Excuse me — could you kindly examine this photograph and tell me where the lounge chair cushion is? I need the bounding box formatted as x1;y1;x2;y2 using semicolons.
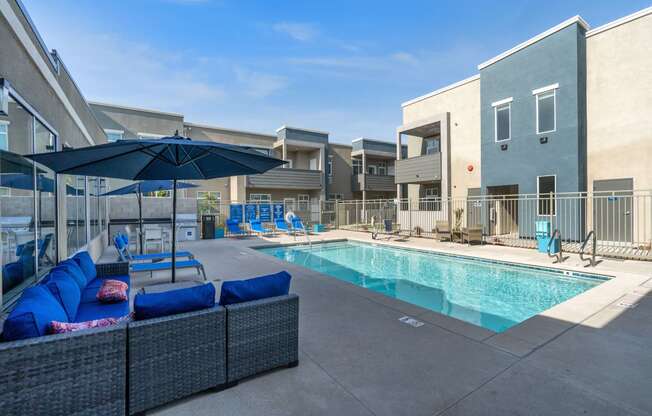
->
75;299;130;322
134;283;215;320
3;285;69;340
219;271;291;306
72;251;97;284
53;259;87;290
45;271;82;321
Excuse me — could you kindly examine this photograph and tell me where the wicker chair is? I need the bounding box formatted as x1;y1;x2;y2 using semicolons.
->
435;221;452;241
127;306;227;415
0;262;130;416
225;294;299;384
461;226;484;245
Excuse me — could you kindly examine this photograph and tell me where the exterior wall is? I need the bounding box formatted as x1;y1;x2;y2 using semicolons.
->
328;144;353;199
402;77;480;199
184;123;276;148
480;23;587;195
245;188;321;202
586;12;652;192
90;103;184;138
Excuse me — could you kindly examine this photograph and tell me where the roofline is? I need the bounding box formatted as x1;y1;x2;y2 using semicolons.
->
401;74;480;108
586;6;652;37
184;121;276;139
352;137;405;147
275;125;329;136
88;101;184;118
477;15;590;70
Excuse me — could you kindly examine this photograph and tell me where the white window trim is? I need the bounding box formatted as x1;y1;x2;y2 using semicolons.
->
535;89;557;134
532;83;559;95
494;103;511;142
537;174;557;217
249;193;271;202
298;194;310;201
491;97;513;107
137;132;165;139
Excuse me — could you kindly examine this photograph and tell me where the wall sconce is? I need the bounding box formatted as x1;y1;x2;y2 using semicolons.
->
539;137;548;144
0;79;9;116
500;144;508;151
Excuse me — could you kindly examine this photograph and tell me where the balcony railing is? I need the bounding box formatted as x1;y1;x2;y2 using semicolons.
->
395;153;441;184
247;167;322;189
351;174;396;192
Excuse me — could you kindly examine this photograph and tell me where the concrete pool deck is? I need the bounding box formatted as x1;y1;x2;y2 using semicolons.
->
108;230;652;415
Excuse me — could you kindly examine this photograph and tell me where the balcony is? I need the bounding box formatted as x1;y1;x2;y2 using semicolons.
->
351;174;396;192
395;153;441;184
246;167;322;190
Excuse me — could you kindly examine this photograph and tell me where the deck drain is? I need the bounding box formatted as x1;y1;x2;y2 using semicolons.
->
399;316;424;328
616;301;639;309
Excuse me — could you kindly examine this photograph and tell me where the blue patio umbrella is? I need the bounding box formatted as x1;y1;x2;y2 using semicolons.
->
0;173;83;195
27;133;286;282
99;180;198;254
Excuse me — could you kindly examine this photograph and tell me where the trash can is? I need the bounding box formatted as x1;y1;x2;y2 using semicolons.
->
201;215;216;239
535;220;551;253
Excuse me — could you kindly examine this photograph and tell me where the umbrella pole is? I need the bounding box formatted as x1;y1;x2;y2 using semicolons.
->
171;179;177;283
138;192;144;254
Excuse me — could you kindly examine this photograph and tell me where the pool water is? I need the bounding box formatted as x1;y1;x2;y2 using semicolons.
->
258;241;605;332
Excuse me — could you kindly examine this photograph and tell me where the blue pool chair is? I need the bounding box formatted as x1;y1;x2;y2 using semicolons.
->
291;217;307;234
114;234;193;262
250;219;273;235
274;218;290;234
130;258;207;280
226;219;247;237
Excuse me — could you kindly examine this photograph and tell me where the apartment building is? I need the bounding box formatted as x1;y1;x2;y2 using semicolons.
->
398;7;652;241
351;138;403;201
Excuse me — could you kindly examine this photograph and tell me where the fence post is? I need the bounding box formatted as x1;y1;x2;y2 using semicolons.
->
355;200;359;230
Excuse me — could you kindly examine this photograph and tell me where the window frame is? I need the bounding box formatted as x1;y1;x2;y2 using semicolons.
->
0;120;9;150
423;136;440;155
535;89;557;134
249;193;271;202
197;190;221;200
327;155;333;177
352;158;362;175
537;174;557;217
104;128;124;142
492;98;513;143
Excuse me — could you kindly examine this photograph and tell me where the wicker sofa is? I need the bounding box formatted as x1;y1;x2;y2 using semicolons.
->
1;260;300;416
0;262;130;416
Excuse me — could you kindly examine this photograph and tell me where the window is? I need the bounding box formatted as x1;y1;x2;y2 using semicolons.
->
328;193;343;200
298;194;310;210
197;191;221;200
367;165;377;175
494;100;511;142
309;158;318;171
0;121;8;150
137;132;165;140
249;193;271;202
143;190;170;198
327;156;333;177
535;89;556;134
352;159;362;175
377;161;387;176
65;175;86;254
104;129;123;142
424;136;440;154
537;175;556;216
251;147;271;156
420;183;441;211
283;198;295;211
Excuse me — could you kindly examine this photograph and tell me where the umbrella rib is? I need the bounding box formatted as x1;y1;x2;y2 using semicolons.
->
133;144;175;180
48;143;162;175
178;146;208;179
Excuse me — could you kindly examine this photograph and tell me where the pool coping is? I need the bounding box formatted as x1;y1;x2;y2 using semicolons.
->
254;236;649;357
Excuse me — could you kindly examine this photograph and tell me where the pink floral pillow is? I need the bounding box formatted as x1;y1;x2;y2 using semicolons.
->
97;279;128;303
48;314;133;334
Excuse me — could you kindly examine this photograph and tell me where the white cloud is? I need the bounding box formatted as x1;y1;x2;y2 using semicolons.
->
272;22;318;42
391;51;418;66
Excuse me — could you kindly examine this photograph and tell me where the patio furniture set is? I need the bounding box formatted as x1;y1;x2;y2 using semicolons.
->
0;250;299;416
226;214;309;237
434;221;484;245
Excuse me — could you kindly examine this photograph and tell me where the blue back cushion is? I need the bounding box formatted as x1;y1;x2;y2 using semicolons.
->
134;283;216;320
45;271;81;321
3;285;68;340
53;259;87;290
72;251;96;284
219;271;291;306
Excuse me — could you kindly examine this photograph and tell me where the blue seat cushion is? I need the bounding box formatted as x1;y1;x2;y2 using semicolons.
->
75;299;130;322
134;283;215;320
86;274;130;289
44;271;82;321
53;259;87;290
219;271;291;306
72;251;97;284
3;285;68;340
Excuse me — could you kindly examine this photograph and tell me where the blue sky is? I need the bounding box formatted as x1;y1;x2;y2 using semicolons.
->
23;0;650;144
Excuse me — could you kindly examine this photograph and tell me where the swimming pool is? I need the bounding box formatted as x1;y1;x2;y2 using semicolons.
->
258;241;606;332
